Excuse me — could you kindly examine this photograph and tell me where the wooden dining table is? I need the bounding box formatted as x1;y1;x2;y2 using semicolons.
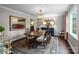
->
25;31;43;48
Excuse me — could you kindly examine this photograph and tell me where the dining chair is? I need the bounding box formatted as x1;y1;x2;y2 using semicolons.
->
26;34;36;48
36;30;51;48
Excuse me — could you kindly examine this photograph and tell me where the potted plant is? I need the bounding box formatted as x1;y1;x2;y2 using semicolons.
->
0;25;5;32
0;25;5;37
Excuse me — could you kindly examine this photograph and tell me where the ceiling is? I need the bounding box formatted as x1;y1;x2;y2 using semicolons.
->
0;4;71;17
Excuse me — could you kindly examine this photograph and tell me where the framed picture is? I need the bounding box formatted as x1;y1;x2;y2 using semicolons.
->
9;16;26;31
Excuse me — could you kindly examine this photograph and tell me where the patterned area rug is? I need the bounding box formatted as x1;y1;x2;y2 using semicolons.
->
12;36;57;54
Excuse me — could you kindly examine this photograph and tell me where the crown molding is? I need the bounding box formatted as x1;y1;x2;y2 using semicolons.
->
0;5;33;17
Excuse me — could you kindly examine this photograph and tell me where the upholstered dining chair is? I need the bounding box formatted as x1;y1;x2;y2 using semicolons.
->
25;34;35;48
36;30;51;48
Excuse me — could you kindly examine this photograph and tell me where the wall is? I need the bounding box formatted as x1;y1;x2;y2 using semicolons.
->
77;5;79;53
54;16;64;34
66;5;78;53
68;33;78;53
0;5;34;41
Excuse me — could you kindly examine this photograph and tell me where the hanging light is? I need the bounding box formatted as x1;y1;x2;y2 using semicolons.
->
50;20;55;26
43;21;46;25
37;9;44;19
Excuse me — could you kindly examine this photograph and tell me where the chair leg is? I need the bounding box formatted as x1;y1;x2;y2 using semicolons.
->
44;44;46;49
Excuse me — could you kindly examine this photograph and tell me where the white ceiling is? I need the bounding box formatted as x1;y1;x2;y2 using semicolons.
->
1;4;71;17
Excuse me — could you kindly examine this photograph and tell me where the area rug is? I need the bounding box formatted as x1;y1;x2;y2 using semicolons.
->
12;36;57;54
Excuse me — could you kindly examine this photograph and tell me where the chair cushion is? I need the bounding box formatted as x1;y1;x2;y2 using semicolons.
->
36;36;47;42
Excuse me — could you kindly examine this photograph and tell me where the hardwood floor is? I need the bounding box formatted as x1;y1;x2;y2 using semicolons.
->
56;37;74;54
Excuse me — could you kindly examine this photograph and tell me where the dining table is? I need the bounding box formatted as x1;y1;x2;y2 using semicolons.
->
25;31;43;48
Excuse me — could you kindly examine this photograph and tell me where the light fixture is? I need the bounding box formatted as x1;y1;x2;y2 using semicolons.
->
37;9;55;27
43;21;46;25
31;21;34;25
30;19;34;25
50;21;55;26
37;9;44;19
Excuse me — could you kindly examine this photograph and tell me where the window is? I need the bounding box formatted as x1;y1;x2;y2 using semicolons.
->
72;11;77;34
69;6;77;39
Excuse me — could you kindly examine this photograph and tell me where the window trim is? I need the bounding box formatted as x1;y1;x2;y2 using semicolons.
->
69;5;78;40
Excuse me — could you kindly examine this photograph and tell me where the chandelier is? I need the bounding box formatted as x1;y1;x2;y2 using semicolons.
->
37;9;55;27
37;9;44;19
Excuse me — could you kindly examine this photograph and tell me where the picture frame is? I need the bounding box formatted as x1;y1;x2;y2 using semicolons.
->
9;16;26;31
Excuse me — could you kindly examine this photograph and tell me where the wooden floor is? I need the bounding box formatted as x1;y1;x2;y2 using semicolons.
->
56;37;74;54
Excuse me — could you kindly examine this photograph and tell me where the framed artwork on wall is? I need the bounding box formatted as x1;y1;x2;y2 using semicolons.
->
9;16;26;31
